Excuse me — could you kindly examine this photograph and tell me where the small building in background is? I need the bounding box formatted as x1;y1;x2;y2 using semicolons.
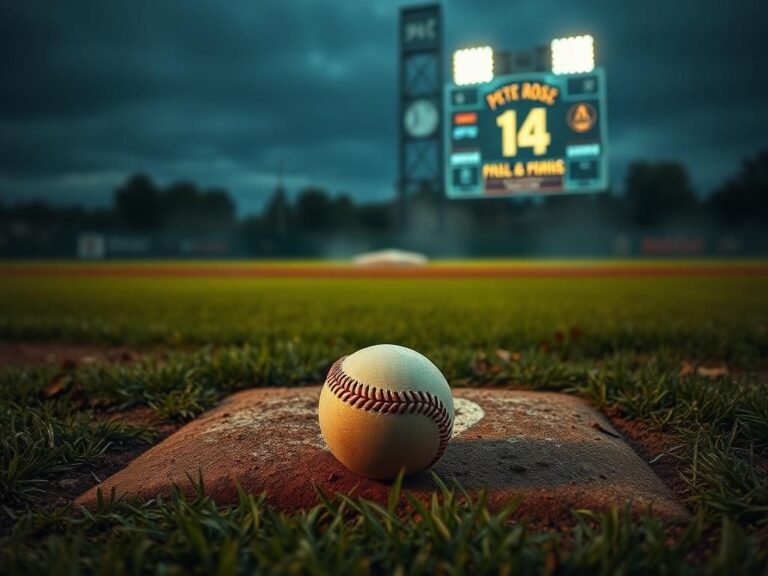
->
77;233;106;260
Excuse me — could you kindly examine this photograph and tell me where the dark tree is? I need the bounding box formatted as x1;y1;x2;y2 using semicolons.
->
262;186;290;237
199;189;236;232
624;161;697;227
295;188;334;232
708;150;768;228
162;181;201;231
10;200;54;223
333;194;357;229
358;202;393;232
114;173;161;231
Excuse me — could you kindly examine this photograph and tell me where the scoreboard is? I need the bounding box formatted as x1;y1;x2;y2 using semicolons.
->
445;68;608;198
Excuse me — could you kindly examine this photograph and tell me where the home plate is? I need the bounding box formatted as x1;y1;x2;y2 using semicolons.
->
77;387;688;520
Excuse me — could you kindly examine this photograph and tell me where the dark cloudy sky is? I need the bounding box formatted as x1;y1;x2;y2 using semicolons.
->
1;1;765;214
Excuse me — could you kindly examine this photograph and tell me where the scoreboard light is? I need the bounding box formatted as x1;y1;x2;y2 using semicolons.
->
551;35;595;74
452;46;494;86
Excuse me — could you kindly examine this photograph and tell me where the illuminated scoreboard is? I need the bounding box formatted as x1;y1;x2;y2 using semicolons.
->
445;68;608;198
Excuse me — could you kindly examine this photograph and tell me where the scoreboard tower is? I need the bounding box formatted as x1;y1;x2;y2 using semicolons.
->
398;4;444;227
398;5;608;212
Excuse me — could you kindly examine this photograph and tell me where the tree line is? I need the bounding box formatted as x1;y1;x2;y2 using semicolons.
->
1;151;766;241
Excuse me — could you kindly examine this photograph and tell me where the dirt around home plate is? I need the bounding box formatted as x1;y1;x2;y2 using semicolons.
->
0;341;146;368
77;387;689;524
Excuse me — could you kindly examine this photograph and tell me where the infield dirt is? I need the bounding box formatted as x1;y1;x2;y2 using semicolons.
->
3;261;768;279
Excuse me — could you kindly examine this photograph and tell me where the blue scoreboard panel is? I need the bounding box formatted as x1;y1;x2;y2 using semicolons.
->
445;68;608;198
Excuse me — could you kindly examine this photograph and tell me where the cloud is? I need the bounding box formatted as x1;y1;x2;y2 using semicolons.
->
0;0;765;213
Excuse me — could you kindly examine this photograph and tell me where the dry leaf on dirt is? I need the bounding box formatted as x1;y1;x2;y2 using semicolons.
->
696;365;729;379
679;361;695;377
473;352;504;376
495;349;521;364
42;374;73;398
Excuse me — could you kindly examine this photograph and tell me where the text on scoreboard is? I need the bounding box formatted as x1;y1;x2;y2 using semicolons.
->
445;68;608;198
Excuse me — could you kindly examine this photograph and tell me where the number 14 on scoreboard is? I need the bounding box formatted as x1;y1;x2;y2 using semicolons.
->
496;108;551;157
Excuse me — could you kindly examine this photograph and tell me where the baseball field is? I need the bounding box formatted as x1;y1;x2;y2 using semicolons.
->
1;260;767;573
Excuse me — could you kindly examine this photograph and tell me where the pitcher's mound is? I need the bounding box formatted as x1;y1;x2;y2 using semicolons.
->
77;387;687;521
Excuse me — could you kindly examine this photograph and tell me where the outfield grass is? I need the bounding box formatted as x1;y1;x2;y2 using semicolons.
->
1;275;766;361
1;268;767;573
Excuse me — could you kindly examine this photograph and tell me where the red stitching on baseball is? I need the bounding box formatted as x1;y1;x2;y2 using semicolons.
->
325;356;452;466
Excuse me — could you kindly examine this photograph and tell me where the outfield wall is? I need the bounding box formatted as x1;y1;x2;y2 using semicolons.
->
1;228;767;259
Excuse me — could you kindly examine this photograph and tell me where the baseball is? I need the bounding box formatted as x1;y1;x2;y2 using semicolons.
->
318;344;454;479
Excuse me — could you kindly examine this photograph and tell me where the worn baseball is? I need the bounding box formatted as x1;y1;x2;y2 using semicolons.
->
318;344;454;479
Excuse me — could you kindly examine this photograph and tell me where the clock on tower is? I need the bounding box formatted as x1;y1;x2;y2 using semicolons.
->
404;99;439;139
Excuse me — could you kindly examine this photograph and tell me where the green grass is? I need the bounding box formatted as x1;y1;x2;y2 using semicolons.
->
0;400;151;507
1;275;766;363
1;268;767;572
1;475;766;575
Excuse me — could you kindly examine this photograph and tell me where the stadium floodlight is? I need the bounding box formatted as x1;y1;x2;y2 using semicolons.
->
551;35;595;74
452;46;494;86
